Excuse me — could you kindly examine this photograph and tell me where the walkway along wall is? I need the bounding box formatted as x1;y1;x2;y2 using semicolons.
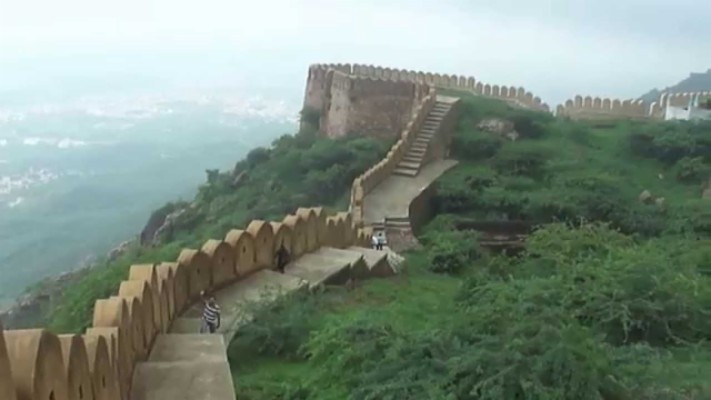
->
1;61;551;399
0;209;370;400
349;89;438;227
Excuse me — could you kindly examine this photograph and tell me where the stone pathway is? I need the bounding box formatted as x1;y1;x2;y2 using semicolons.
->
363;159;457;225
130;246;393;400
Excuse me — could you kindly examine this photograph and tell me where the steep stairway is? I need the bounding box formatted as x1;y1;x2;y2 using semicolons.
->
131;245;395;400
393;100;452;177
131;334;236;400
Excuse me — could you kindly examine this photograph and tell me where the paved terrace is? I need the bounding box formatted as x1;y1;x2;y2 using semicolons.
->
363;159;457;225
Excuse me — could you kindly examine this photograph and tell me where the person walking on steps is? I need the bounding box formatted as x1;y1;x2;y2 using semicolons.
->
275;243;290;273
376;234;385;251
372;234;379;250
200;291;221;334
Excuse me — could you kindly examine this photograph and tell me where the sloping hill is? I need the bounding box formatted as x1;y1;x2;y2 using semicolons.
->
640;68;711;102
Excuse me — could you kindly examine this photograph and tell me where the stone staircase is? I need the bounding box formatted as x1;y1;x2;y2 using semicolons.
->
393;100;452;177
130;246;394;400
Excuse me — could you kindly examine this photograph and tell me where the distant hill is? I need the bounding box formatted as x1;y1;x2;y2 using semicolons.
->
640;68;711;102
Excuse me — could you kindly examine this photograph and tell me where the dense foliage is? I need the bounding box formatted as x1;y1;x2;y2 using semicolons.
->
229;93;711;399
47;127;391;333
229;222;711;400
436;94;711;238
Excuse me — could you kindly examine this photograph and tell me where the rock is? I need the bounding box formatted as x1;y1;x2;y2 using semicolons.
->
231;171;247;189
107;240;134;262
639;190;653;204
505;131;520;141
703;188;711;200
151;208;186;245
655;197;666;210
477;118;517;140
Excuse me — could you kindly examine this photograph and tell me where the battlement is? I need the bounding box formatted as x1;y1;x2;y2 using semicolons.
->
303;62;550;140
556;90;711;121
556;95;650;120
0;208;370;400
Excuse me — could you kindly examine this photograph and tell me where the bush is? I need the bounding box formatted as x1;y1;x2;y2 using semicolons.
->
674;156;710;183
420;230;483;274
492;142;553;177
451;130;503;161
510;113;547;139
229;290;320;359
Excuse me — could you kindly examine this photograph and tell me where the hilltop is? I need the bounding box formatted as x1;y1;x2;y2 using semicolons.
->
230;91;711;399
2;62;710;400
640;68;711;102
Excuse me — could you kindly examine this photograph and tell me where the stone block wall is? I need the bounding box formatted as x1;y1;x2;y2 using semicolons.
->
303;63;550;140
349;89;438;227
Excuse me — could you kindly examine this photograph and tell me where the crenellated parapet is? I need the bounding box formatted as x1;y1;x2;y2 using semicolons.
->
303;63;550;140
0;207;371;400
344;63;549;112
556;94;652;121
557;90;711;121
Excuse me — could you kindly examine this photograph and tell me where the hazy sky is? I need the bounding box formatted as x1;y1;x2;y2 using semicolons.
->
0;0;709;106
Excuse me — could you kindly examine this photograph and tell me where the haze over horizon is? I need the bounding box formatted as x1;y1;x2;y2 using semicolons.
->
1;0;709;107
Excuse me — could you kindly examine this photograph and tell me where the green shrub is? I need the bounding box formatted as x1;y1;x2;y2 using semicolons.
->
451;130;503;160
510;113;547;139
420;230;483;274
492;142;552;177
674;156;710;183
229;291;320;359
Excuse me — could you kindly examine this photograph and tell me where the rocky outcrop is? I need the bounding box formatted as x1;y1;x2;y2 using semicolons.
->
0;269;86;329
477;118;519;141
140;206;188;246
639;190;653;204
107;240;134;262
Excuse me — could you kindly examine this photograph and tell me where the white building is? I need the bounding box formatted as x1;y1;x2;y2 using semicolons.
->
664;93;711;121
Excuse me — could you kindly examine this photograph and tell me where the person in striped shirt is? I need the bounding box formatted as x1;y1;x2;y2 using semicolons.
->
200;291;221;334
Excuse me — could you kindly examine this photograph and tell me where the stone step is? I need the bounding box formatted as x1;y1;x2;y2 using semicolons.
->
148;334;228;363
132;334;235;400
315;247;369;280
387;220;412;228
407;148;426;156
414;137;430;145
385;216;412;229
392;167;419;177
410;144;428;152
172;269;307;341
132;360;236;400
398;160;421;170
418;132;434;139
430;110;447;117
346;246;396;278
283;247;360;290
403;154;424;163
386;216;410;223
420;128;436;134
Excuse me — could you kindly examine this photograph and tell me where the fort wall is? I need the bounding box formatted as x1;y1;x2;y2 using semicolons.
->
0;208;369;399
557;90;711;121
304;63;550;140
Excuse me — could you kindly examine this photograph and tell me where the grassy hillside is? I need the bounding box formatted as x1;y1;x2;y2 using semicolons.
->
47;128;393;333
228;93;711;399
